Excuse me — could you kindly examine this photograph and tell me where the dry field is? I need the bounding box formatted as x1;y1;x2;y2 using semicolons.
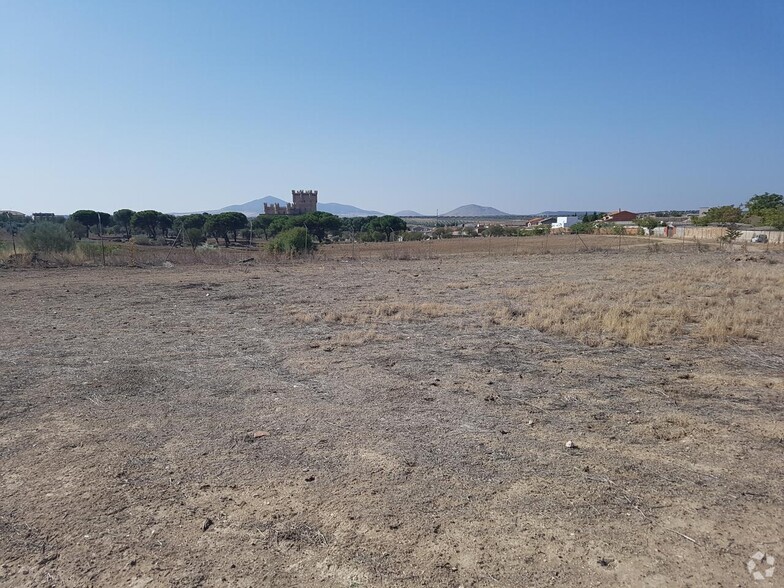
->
1;239;783;587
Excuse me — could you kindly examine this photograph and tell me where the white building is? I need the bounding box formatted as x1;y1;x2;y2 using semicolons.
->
552;216;580;229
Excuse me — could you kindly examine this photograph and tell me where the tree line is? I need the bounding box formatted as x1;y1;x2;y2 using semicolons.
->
1;208;410;255
692;193;783;230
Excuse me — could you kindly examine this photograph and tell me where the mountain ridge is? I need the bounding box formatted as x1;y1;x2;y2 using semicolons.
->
442;204;511;217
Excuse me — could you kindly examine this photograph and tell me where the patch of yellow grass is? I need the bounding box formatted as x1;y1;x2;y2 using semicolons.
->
335;329;384;347
373;302;464;321
497;261;784;347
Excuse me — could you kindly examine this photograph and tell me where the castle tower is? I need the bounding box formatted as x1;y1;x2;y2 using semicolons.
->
291;190;318;214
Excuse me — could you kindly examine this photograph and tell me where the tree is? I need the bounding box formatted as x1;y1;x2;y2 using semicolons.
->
366;215;407;241
113;209;135;239
94;212;112;235
747;193;783;216
132;210;161;239
635;217;659;234
693;205;742;226
203;214;233;247
484;224;505;237
70;210;98;237
267;216;292;238
252;215;273;240
184;228;204;251
158;214;175;239
582;212;602;223
291;212;342;242
65;218;88;239
179;213;208;230
20;222;74;253
221;212;248;243
719;223;742;246
763;206;784;230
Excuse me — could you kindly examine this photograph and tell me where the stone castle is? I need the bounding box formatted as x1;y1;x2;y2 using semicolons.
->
263;190;318;216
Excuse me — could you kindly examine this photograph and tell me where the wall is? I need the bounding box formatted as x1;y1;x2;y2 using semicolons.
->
653;226;784;244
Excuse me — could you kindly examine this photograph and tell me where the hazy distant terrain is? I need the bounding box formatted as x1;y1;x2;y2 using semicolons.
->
442;204;511;216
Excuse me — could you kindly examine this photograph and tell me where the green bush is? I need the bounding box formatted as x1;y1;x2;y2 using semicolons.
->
131;235;151;246
20;222;74;253
267;227;315;255
570;222;595;234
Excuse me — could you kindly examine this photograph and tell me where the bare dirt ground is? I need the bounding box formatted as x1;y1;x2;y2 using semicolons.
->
1;240;782;587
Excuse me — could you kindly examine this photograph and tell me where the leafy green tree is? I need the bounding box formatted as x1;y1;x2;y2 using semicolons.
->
747;193;783;216
582;212;602;222
70;210;98;237
763;206;784;230
158;214;175;238
185;228;204;250
132;210;161;239
366;215;407;241
290;212;341;242
221;212;248;243
694;205;742;225
178;213;208;231
20;222;74;253
267;216;292;238
635;217;659;233
267;227;314;254
203;214;229;247
252;215;273;240
342;216;373;234
484;224;505;237
113;209;135;239
93;212;112;235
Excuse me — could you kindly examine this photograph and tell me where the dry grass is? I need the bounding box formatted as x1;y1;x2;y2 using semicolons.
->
283;251;784;350
494;260;784;347
288;302;463;325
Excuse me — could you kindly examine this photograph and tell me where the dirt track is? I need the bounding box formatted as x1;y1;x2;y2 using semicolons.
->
1;249;782;587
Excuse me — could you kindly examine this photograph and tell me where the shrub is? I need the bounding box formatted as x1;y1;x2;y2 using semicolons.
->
20;222;74;253
570;222;595;234
131;235;151;246
267;227;315;255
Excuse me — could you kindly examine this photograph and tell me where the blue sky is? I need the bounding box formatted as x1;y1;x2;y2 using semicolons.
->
1;0;782;215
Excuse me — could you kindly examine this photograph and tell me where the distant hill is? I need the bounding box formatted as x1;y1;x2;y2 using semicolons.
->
317;202;383;217
394;210;425;217
176;197;383;218
172;196;287;216
217;196;287;214
442;204;511;217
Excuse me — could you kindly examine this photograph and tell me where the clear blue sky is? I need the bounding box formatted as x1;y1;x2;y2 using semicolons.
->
1;0;782;215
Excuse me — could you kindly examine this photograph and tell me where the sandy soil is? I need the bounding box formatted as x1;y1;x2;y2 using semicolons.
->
1;247;782;587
